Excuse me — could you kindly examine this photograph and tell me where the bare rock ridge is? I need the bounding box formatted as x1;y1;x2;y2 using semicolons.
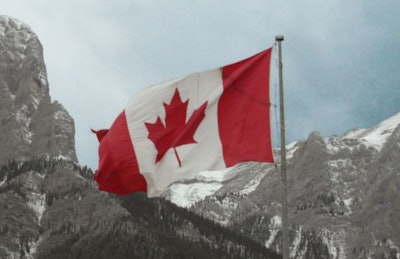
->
0;15;77;164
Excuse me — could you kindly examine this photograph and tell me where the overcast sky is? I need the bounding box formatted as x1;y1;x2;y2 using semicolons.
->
2;1;400;169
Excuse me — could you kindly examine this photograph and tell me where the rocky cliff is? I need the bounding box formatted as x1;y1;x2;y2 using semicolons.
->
0;15;76;164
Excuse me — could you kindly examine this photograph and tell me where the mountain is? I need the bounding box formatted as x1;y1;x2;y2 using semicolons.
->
2;14;399;259
0;16;280;259
0;157;280;259
0;15;76;164
165;113;400;258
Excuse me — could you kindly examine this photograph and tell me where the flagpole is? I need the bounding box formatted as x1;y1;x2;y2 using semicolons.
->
275;35;289;259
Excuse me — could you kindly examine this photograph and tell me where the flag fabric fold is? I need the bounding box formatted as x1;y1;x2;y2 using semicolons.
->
93;48;274;197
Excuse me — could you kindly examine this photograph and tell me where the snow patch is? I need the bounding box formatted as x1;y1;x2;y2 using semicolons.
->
327;158;353;183
168;181;222;208
15;104;33;144
31;94;40;109
239;170;265;195
26;235;45;259
325;138;340;155
27;192;46;223
218;196;238;213
168;170;232;207
208;210;229;225
387;239;400;251
286;141;299;159
16;105;31;126
54;154;73;161
0;176;6;187
343;112;400;151
21;128;33;144
24;171;46;223
320;228;346;259
37;71;47;87
329;170;340;184
265;215;282;248
17;51;26;60
290;226;303;258
343;197;353;215
342;128;365;139
195;169;230;182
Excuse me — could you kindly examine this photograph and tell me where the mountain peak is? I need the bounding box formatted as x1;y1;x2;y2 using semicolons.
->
166;111;400;258
342;112;400;150
0;15;37;42
0;15;77;164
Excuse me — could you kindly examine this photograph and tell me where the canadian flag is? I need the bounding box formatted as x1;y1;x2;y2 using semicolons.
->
93;48;274;197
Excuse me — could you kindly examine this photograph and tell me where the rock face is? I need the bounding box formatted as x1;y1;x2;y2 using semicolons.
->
0;15;76;164
167;113;400;258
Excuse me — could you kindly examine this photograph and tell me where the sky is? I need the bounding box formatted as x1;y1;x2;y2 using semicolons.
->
2;1;400;169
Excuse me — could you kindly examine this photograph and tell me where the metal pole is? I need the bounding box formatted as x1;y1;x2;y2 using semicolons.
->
276;35;289;259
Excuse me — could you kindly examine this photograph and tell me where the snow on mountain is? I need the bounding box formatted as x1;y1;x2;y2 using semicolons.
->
286;141;300;159
167;169;237;207
265;215;282;249
166;165;269;209
167;179;223;208
18;170;46;259
166;143;300;208
239;166;268;195
165;111;400;258
24;171;46;223
342;112;400;150
0;176;6;187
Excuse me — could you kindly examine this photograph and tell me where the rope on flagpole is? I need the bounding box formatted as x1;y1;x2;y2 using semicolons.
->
280;179;288;191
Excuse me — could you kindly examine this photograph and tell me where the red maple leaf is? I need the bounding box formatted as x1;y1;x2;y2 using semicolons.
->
145;88;208;167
